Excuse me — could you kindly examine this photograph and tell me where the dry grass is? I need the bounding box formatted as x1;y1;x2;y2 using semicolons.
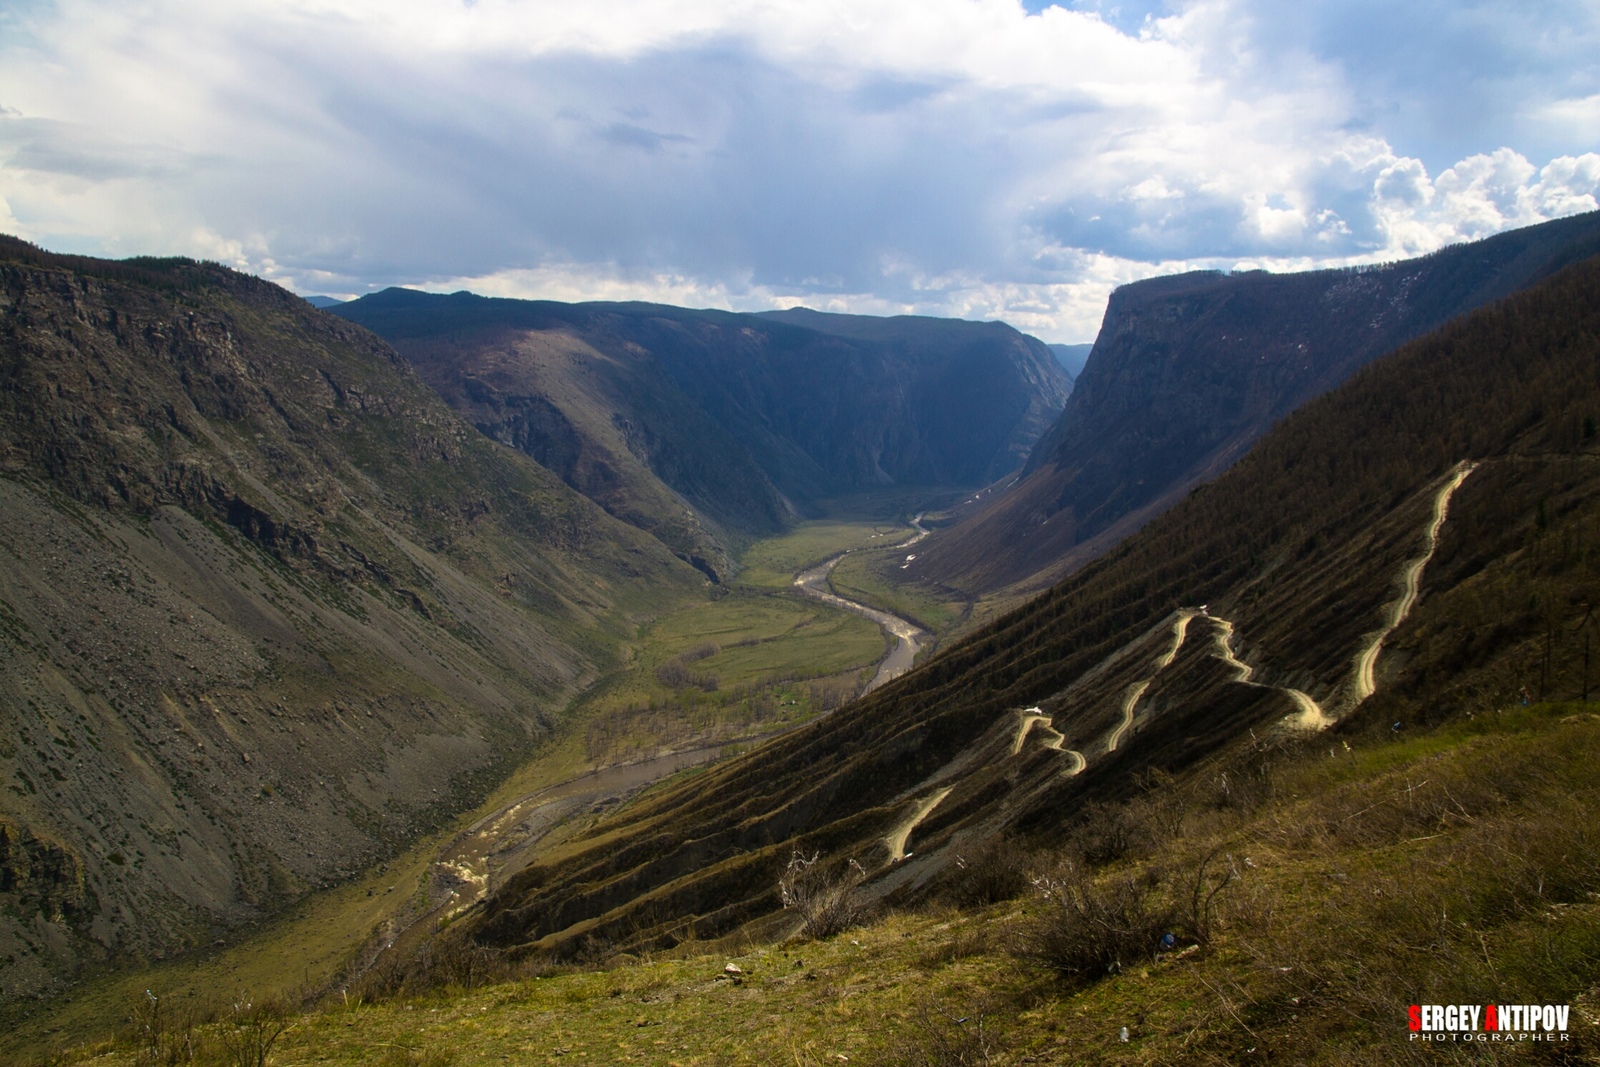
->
30;703;1600;1067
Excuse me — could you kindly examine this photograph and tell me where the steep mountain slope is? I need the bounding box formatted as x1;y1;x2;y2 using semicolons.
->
0;239;703;1002
331;291;789;581
333;294;1071;576
911;209;1600;595
752;307;1071;483
454;251;1600;961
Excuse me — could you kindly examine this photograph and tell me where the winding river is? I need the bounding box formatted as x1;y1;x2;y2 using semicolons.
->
792;515;932;692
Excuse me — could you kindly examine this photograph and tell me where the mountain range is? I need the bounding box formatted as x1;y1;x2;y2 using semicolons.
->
0;239;707;1002
908;210;1600;596
6;212;1600;1053
0;239;1074;1009
330;292;1072;579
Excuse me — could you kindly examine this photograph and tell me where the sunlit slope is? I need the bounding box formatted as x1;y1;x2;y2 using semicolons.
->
458;251;1600;960
333;310;788;581
0;239;704;1001
912;208;1600;595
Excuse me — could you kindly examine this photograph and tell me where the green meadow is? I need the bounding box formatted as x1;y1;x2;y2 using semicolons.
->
826;548;968;636
733;521;911;589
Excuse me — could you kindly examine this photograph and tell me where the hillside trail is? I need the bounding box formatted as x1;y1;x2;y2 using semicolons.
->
1350;461;1477;703
883;786;954;862
1092;462;1477;746
1196;612;1333;728
1013;708;1085;772
1106;609;1199;752
1023;603;1324;772
882;463;1476;879
793;514;932;692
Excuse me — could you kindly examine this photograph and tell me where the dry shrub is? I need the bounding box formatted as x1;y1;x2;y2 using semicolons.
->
1183;844;1236;949
652;655;723;697
883;995;1008;1066
779;850;870;940
1065;800;1161;866
654;659;690;688
1134;767;1193;840
351;934;508;1002
431;937;507;989
128;990;207;1067
1199;742;1289;815
1010;860;1177;983
680;641;720;663
218;996;289;1067
934;835;1032;907
654;658;718;691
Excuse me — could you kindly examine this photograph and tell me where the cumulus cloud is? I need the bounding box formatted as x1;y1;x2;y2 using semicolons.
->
0;0;1595;339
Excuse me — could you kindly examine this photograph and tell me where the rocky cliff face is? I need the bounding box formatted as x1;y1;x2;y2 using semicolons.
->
748;308;1072;491
909;210;1600;595
0;239;701;999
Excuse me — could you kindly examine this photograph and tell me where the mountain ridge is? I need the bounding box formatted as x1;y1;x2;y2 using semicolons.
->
333;292;1072;577
0;237;705;1002
909;209;1600;596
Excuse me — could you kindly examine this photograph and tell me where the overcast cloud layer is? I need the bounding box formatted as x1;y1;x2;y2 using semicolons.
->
1;0;1597;339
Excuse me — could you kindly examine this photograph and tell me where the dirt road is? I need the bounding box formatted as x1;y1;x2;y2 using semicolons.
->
1352;461;1477;702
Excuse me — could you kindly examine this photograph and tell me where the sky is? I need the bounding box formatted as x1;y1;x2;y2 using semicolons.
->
1;1;1597;340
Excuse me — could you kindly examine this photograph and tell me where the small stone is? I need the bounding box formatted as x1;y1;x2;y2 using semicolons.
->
723;962;743;975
